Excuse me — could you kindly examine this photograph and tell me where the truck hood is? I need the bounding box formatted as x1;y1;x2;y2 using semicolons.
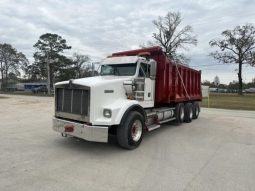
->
55;76;132;88
54;75;135;126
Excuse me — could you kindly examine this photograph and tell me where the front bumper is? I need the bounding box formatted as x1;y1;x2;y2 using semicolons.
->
52;118;108;143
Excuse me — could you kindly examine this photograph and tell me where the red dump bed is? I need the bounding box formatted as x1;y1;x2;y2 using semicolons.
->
112;46;202;106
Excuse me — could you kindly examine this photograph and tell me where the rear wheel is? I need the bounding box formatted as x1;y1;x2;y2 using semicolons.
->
117;111;145;149
184;103;193;123
175;103;185;124
192;102;200;119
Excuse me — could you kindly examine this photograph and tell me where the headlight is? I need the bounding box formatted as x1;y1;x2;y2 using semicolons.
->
103;109;112;118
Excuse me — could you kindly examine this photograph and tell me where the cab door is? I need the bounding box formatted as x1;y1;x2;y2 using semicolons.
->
138;62;155;106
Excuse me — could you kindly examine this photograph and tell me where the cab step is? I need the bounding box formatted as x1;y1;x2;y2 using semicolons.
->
159;117;176;124
147;124;160;131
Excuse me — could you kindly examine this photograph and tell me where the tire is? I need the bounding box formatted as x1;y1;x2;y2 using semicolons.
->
117;111;145;150
174;103;185;124
192;102;200;119
184;103;193;123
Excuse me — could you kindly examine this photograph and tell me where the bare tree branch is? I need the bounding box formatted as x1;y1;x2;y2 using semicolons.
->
149;11;197;64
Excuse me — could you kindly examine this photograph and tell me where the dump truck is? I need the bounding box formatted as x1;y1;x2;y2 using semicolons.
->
53;46;202;149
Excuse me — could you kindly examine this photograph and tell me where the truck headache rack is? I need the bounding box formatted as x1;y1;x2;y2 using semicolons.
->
55;86;90;122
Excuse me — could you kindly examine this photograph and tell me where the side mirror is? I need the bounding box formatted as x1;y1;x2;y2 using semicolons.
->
149;60;157;80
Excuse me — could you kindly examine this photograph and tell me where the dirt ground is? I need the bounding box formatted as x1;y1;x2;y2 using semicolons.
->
0;94;255;191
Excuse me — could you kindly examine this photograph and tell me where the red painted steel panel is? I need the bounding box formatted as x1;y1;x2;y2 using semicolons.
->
112;46;202;105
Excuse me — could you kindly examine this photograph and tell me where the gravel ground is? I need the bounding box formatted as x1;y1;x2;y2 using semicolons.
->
0;94;255;191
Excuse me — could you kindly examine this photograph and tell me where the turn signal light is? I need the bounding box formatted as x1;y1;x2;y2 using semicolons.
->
127;95;135;100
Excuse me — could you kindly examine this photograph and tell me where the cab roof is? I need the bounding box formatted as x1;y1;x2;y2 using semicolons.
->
101;56;142;65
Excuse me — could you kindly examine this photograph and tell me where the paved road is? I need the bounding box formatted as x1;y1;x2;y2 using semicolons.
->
0;94;255;191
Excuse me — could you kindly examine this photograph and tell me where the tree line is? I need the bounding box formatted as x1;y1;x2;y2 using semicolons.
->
1;11;255;95
0;33;93;91
203;76;255;92
0;44;29;90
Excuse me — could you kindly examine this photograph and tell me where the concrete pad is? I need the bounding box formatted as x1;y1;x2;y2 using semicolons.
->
0;94;255;191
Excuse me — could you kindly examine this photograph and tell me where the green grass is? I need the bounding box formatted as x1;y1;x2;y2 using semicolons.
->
202;93;255;111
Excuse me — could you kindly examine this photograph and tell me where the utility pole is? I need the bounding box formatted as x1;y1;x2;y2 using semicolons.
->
92;62;100;76
45;51;59;95
92;63;95;76
46;52;51;95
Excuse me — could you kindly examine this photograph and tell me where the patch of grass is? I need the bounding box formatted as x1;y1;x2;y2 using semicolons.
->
202;93;255;111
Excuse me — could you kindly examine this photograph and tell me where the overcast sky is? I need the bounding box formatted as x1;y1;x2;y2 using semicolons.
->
0;0;255;84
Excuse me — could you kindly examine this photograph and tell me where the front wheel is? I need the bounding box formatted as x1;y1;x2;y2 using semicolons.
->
117;111;145;150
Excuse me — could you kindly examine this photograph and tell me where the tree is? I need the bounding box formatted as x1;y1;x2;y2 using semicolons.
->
209;24;255;95
213;75;220;86
228;80;239;92
72;53;91;78
33;33;71;94
24;64;42;81
54;55;76;81
34;33;71;55
149;12;197;63
202;80;212;87
0;43;28;90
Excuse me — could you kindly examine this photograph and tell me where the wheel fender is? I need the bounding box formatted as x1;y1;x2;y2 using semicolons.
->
114;102;146;125
93;99;146;126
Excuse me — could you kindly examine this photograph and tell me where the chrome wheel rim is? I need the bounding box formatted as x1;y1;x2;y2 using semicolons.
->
180;107;184;120
131;120;142;142
196;107;199;116
190;108;193;119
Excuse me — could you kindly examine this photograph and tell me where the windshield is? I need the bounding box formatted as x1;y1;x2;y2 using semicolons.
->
100;63;137;76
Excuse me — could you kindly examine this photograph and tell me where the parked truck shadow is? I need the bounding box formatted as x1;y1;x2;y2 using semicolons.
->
52;121;191;154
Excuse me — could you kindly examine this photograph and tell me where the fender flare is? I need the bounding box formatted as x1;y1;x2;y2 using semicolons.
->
119;104;146;126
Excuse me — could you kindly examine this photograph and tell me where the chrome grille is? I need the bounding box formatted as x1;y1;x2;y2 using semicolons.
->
55;87;90;122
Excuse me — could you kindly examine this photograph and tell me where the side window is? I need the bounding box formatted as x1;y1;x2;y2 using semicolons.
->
140;63;150;78
139;67;145;77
